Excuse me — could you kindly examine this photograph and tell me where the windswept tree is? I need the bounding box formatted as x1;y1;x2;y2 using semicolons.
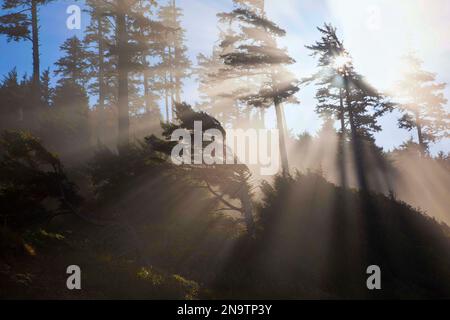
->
147;103;256;236
0;0;54;89
0;131;81;230
203;0;299;174
306;24;393;190
396;53;449;155
54;36;91;88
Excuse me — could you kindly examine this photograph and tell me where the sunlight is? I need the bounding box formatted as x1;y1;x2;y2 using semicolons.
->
333;54;352;72
327;0;450;92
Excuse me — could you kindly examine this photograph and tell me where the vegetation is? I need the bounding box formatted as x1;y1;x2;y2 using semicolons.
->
0;0;449;299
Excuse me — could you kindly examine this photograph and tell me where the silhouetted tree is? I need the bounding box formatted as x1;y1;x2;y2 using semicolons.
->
84;0;116;145
40;68;52;106
0;0;54;89
306;24;393;190
84;0;116;107
147;103;256;235
0;69;33;130
306;24;393;140
0;130;81;230
85;0;157;150
54;36;91;88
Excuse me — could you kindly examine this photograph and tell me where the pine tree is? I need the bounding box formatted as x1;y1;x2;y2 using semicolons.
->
147;102;256;236
84;0;117;145
54;36;91;88
306;24;393;190
84;0;116;110
126;0;165;134
156;0;191;122
215;0;299;175
40;68;52;106
0;69;28;129
196;30;245;127
0;0;54;88
41;81;91;163
87;0;156;150
396;53;449;155
306;24;392;139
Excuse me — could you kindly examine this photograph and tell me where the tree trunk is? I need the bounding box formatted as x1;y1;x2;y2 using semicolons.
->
168;45;176;121
345;78;368;192
98;16;105;110
339;88;346;134
337;88;348;188
238;187;255;237
97;15;106;145
274;99;289;175
165;87;169;122
143;67;150;111
175;71;181;103
172;0;182;104
117;7;129;150
162;48;170;122
31;0;40;89
416;123;426;156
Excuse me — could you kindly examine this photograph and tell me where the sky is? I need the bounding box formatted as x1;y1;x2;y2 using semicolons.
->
0;0;449;154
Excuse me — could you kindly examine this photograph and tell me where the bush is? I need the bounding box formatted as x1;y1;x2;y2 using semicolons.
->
0;130;81;231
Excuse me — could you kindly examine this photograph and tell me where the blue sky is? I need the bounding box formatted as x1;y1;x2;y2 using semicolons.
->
1;0;449;154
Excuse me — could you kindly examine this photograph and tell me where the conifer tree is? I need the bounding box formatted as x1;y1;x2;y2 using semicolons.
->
0;0;54;88
147;102;256;236
306;24;393;190
54;36;91;88
396;53;449;155
196;31;245;127
0;69;29;129
84;0;116;111
85;0;156;150
40;68;52;106
156;0;191;122
215;0;299;174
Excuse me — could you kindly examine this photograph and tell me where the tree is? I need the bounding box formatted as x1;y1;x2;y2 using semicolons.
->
306;24;393;190
0;69;34;131
396;53;449;155
40;68;53;106
125;0;167;140
196;26;247;127
0;0;54;89
84;0;156;150
54;36;91;88
40;81;91;163
85;0;115;109
155;0;191;122
147;103;256;236
0;130;81;230
306;24;393;140
211;0;299;174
